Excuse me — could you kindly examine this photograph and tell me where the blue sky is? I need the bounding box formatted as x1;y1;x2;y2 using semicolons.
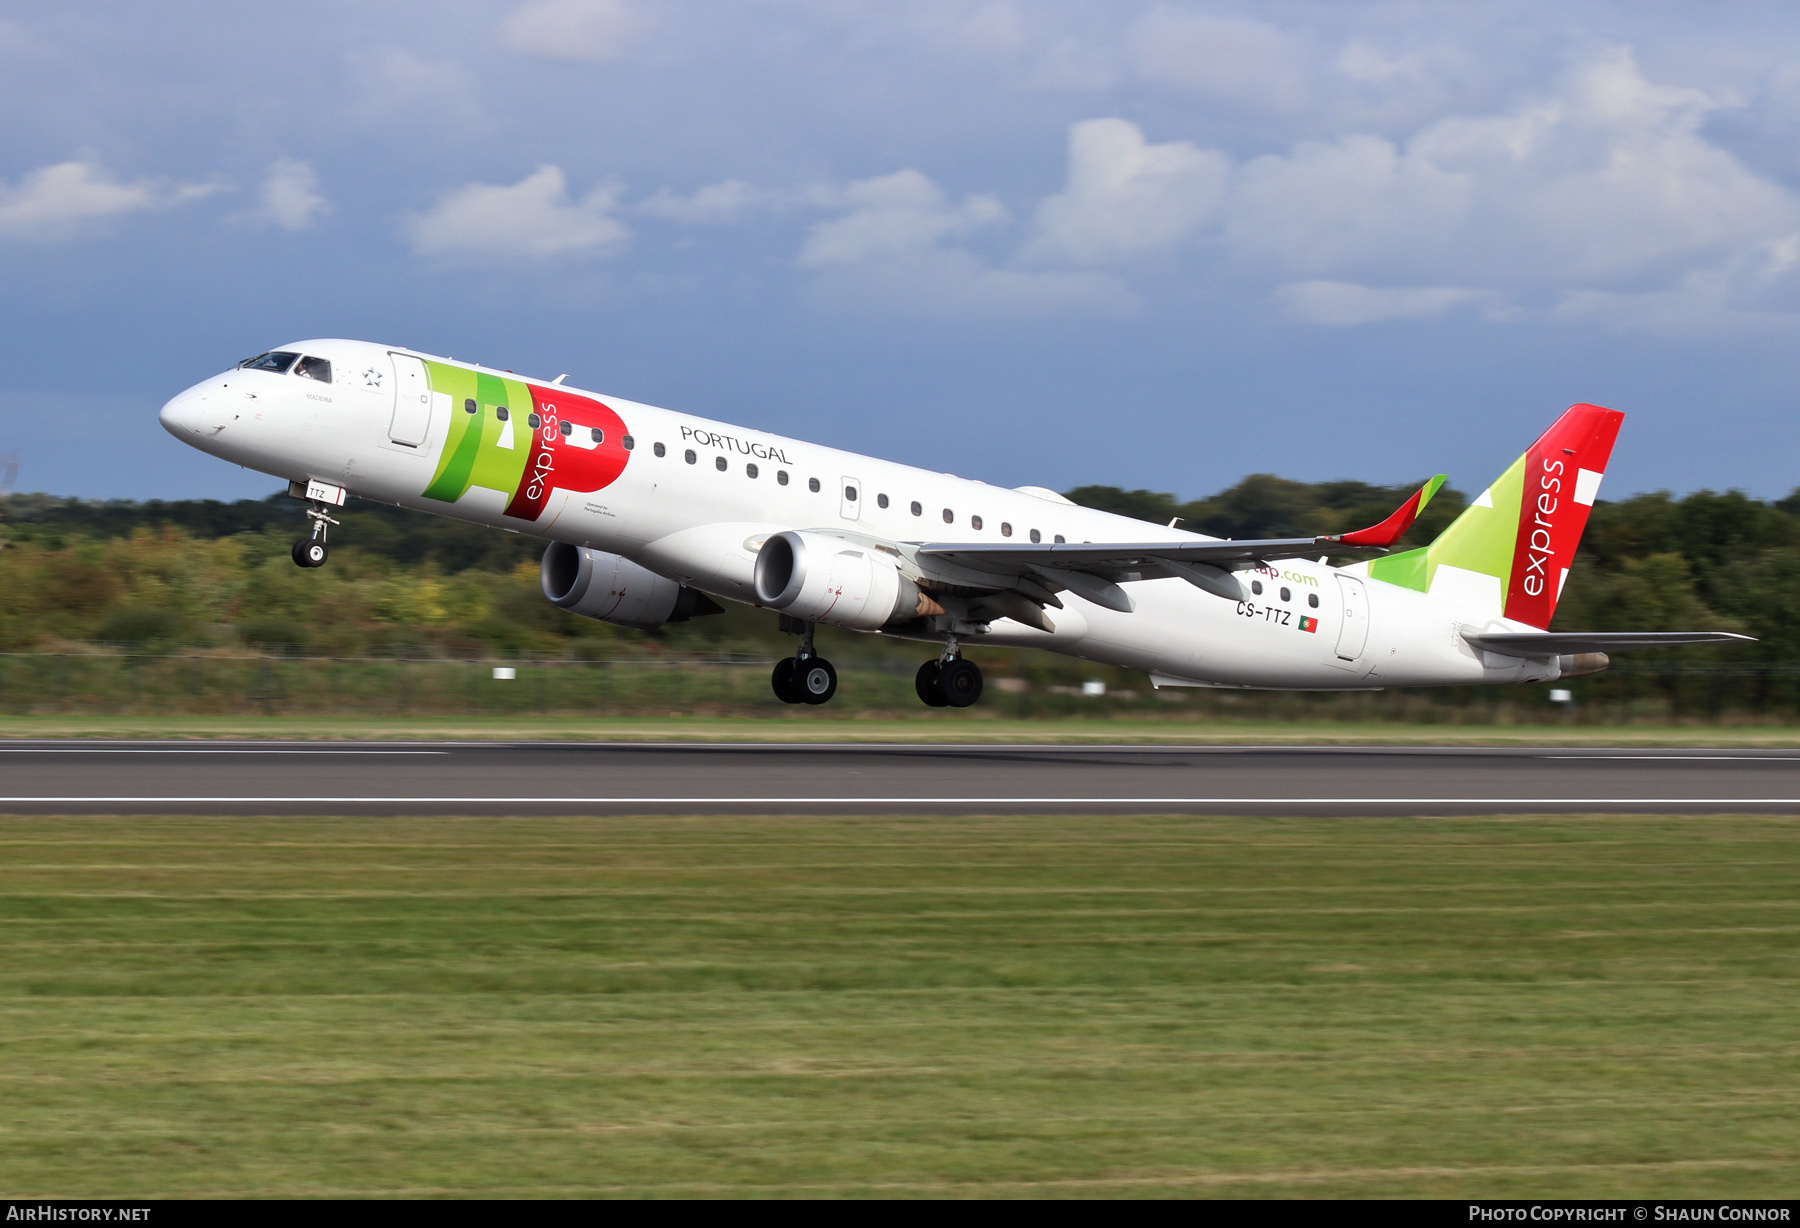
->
6;0;1800;503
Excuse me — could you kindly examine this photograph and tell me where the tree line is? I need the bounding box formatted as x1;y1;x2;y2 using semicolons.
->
2;477;1793;713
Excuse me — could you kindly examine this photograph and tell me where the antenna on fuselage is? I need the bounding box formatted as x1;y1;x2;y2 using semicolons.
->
551;374;567;385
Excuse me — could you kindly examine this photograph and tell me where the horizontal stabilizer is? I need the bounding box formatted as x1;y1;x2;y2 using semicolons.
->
1465;631;1754;658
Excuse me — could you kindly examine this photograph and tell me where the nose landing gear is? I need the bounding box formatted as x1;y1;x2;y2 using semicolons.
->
291;503;339;568
916;640;983;708
771;619;838;705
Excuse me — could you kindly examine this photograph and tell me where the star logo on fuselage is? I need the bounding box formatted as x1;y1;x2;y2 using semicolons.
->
362;368;383;388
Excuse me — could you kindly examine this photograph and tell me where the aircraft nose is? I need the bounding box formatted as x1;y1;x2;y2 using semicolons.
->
159;391;203;437
160;375;227;438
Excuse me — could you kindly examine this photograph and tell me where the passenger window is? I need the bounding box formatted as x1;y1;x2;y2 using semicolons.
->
777;470;789;485
622;436;634;450
809;478;821;493
560;421;574;437
653;441;665;457
1309;593;1319;608
495;406;509;422
241;351;298;373
715;456;727;471
590;427;603;443
910;501;922;516
845;485;857;502
1251;580;1263;595
943;509;954;524
1030;529;1041;543
877;493;889;509
528;413;542;429
971;515;983;530
294;356;332;383
1001;522;1012;537
685;449;697;464
464;399;477;414
1280;586;1290;602
747;463;759;479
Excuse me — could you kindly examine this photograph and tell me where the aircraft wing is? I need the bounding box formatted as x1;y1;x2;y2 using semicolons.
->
1465;631;1755;657
918;536;1333;571
916;476;1450;610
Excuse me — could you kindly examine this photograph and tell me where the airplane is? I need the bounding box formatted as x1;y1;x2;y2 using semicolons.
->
157;339;1748;706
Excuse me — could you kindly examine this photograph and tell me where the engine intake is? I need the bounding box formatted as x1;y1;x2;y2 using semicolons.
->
541;542;722;630
753;530;938;630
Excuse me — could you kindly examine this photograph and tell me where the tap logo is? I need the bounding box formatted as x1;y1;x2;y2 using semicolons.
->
421;363;629;523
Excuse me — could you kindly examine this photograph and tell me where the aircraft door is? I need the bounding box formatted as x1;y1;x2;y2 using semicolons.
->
840;476;862;521
1334;575;1370;660
388;353;431;446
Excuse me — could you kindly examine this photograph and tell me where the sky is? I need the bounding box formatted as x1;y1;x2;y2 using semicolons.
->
6;0;1800;503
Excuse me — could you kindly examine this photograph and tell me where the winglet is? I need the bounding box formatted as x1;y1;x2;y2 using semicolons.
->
1325;475;1448;549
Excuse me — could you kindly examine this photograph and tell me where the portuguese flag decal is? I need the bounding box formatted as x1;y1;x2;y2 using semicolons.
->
1298;615;1319;633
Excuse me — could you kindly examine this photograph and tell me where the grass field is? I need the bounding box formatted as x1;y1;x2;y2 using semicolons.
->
2;812;1797;1197
8;714;1800;745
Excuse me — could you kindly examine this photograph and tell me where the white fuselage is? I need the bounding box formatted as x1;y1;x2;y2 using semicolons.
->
159;338;1569;690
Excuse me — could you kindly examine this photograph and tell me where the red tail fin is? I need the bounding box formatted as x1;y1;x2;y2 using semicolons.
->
1504;403;1622;628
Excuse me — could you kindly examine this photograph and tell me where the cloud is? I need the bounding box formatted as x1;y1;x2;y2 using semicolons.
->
406;165;631;260
1016;51;1800;329
1025;118;1230;265
799;169;1132;313
349;50;484;126
639;180;769;224
255;159;329;231
1224;50;1798;287
0;161;215;241
503;0;642;64
1125;8;1311;112
1272;281;1500;326
801;169;1007;267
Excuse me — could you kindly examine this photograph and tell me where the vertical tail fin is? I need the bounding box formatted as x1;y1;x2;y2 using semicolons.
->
1366;403;1623;628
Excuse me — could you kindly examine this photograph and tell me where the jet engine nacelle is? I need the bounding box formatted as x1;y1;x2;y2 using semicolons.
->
753;530;936;630
540;542;721;630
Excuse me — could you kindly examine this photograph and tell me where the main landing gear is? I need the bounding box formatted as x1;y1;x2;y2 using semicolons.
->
772;620;838;705
291;503;339;569
915;641;983;708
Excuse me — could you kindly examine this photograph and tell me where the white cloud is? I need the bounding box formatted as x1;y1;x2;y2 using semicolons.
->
1225;50;1798;287
406;165;630;260
503;0;642;64
639;180;769;224
1272;281;1499;326
256;160;329;231
1015;51;1800;329
1126;8;1310;112
349;50;484;126
0;161;215;242
1026;118;1229;265
801;169;1007;267
799;169;1132;313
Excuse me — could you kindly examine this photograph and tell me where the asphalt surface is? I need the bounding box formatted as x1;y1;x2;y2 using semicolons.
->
1;741;1799;813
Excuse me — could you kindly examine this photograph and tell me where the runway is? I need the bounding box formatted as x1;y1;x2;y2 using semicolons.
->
1;740;1799;813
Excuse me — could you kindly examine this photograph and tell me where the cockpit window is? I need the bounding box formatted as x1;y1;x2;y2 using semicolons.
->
239;351;298;373
293;355;332;384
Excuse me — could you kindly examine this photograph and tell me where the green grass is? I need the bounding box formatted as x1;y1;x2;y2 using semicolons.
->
2;813;1798;1197
9;713;1800;745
